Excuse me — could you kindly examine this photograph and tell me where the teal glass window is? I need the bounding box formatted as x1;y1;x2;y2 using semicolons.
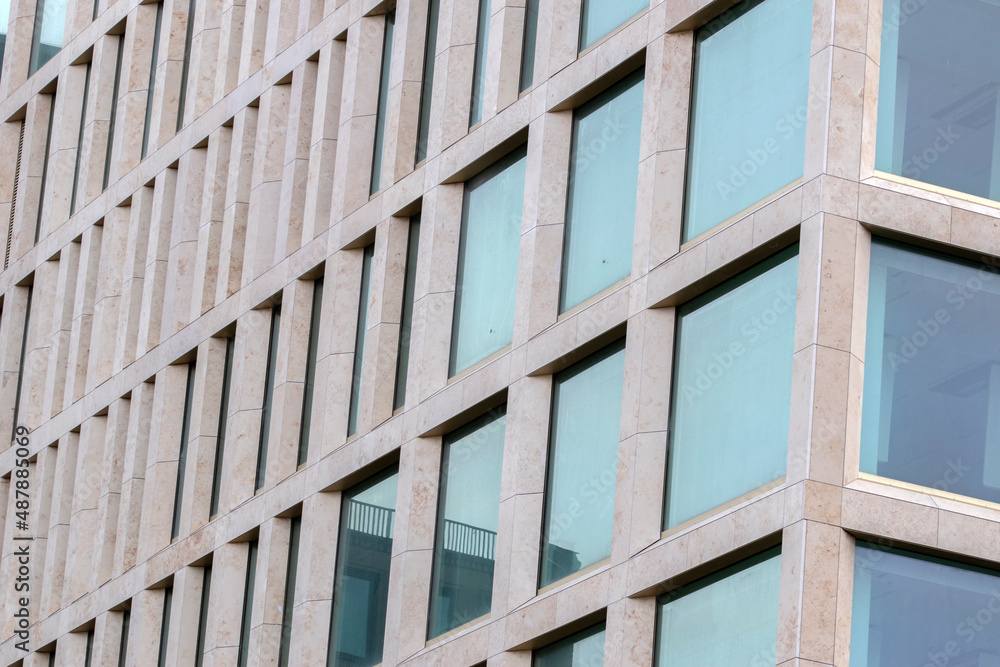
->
117;610;130;667
194;565;211;667
861;241;1000;505
561;71;643;313
209;336;234;517
579;0;646;51
683;0;812;241
371;12;394;194
278;516;301;667
328;467;398;667
28;0;67;73
35;98;54;243
540;340;626;587
665;247;797;529
70;63;91;216
0;0;10;83
393;218;419;410
84;630;94;667
533;623;606;666
156;586;173;667
170;363;196;539
348;245;374;436
428;408;506;638
450;148;526;375
103;35;125;191
519;0;539;91
176;0;196;131
299;278;323;464
415;0;439;163
656;548;781;665
876;0;1000;201
141;0;164;160
238;540;258;667
256;306;280;490
851;544;1000;667
11;286;32;440
469;0;489;125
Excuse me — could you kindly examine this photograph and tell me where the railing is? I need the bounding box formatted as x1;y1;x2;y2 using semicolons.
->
347;500;395;540
442;519;496;561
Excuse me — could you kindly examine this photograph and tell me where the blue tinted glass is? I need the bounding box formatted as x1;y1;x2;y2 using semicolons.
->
29;0;67;73
579;0;647;50
861;241;1000;504
533;623;606;666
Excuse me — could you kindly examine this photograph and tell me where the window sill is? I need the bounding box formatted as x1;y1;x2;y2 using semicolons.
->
851;472;1000;514
680;178;803;251
536;557;612;596
661;476;788;539
867;170;1000;212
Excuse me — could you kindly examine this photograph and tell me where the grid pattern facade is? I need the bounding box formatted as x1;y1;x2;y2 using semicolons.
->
0;0;998;663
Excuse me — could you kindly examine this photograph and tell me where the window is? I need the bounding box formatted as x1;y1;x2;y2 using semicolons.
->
194;566;211;667
861;241;1000;505
117;609;130;667
103;35;125;191
518;0;539;92
876;0;1000;201
84;629;95;667
428;409;506;638
157;586;173;667
0;0;10;83
656;548;781;665
560;71;643;313
579;0;646;51
415;0;439;163
683;0;813;241
238;540;258;667
299;279;322;465
35;96;55;243
393;218;419;410
370;12;395;194
278;516;301;666
209;336;234;516
533;623;606;666
851;544;1000;666
141;0;164;159
469;0;489;126
176;0;196;131
540;340;626;587
11;286;32;441
28;0;67;73
327;467;398;667
256;307;280;490
665;248;797;529
71;63;92;216
450;147;526;376
170;363;196;539
348;245;374;436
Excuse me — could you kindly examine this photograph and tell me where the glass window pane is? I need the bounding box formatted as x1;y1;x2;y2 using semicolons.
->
851;544;1000;667
394;218;420;410
665;248;797;529
29;0;67;73
349;245;374;436
371;12;395;194
278;517;301;667
533;623;606;667
656;548;781;666
450;148;526;375
861;241;1000;504
141;1;164;159
176;0;197;132
683;0;812;241
256;306;281;490
103;35;125;191
519;0;539;92
560;72;643;313
579;0;646;51
238;541;258;667
210;336;234;517
157;587;173;667
540;340;626;587
876;0;1000;200
0;0;10;83
469;0;489;125
415;0;439;163
171;363;197;539
428;409;506;638
117;610;130;667
194;566;211;667
328;468;398;667
299;278;323;464
71;63;91;216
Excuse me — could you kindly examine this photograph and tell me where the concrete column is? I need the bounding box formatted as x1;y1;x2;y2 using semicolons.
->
53;630;89;667
203;542;252;667
427;0;478;154
244;83;290;283
21;260;60;431
114;5;160;177
9;95;52;256
164;566;207;666
113;188;153;373
163;147;207;336
604;596;657;666
38;433;78;617
92;610;127;666
214;0;247;99
301;40;345;244
148;0;193;151
216;107;257;303
238;0;269;83
62;224;103;405
380;0;426;184
187;0;226;122
42;245;80;420
43;65;89;235
93;398;130;588
87;203;131;391
113;381;155;577
62;415;106;605
246;518;291;666
78;33;119;209
482;0;525;122
125;588;168;667
190;127;232;318
275;60;317;259
0;287;30;439
136;169;177;355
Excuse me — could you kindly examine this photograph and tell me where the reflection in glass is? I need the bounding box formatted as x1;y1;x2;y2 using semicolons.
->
684;0;812;241
876;0;1000;200
665;248;797;529
862;241;1000;505
450;148;526;375
428;408;506;638
469;0;489;125
656;548;781;665
561;71;644;313
579;0;646;51
533;623;606;667
28;0;67;73
328;468;398;667
851;544;1000;667
540;340;625;587
0;0;10;83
